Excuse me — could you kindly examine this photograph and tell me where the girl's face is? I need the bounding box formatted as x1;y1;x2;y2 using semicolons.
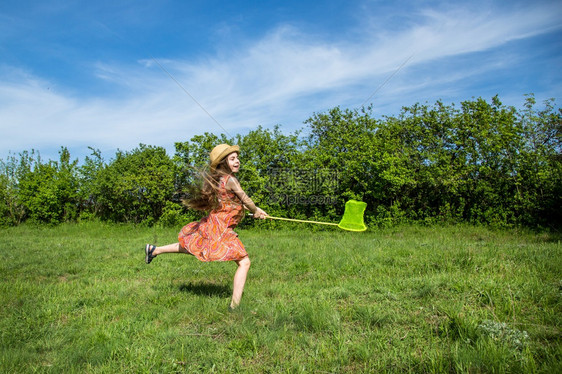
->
226;152;240;173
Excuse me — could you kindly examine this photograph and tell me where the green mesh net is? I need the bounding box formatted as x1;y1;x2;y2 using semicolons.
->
337;200;368;232
258;199;367;232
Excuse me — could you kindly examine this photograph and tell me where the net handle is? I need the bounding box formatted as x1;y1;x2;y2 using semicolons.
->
249;214;338;226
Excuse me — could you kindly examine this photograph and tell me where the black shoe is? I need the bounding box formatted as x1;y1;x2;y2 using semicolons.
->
145;244;157;264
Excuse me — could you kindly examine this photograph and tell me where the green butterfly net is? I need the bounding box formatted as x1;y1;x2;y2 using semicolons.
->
337;199;368;232
260;199;368;232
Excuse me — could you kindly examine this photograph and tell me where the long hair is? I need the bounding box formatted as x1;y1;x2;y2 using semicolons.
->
183;157;232;211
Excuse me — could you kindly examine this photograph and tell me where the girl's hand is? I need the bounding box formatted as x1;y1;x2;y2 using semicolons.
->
253;208;268;219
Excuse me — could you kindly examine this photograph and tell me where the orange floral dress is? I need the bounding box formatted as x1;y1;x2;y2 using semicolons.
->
178;175;248;262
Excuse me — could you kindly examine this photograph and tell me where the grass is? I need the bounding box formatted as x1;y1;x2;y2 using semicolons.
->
0;222;560;373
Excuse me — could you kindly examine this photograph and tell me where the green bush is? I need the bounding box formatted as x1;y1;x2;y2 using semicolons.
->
93;144;176;223
17;148;80;224
158;201;201;228
1;95;560;228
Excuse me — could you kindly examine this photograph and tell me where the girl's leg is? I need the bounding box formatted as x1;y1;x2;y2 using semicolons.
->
152;243;189;256
230;256;251;309
146;242;190;264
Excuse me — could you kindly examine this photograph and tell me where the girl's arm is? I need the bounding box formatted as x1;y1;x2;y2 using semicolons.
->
226;176;267;218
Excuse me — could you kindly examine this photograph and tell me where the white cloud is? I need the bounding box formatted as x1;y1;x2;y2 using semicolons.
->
1;2;560;161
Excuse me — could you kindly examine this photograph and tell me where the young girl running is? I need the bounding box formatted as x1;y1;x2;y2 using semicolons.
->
144;144;267;310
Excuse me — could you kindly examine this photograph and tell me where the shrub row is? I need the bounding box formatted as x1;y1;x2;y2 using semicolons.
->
1;95;560;228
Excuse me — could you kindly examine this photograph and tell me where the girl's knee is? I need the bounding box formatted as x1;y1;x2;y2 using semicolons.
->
239;256;251;268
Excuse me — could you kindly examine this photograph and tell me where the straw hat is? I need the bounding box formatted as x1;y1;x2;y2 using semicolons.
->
209;143;240;170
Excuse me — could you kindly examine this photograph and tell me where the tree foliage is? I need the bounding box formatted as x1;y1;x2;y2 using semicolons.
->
93;144;176;224
1;95;560;229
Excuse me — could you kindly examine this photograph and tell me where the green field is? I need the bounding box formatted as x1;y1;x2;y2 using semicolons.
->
1;223;560;373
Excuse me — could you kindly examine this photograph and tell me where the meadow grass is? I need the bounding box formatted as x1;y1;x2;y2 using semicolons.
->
0;222;560;373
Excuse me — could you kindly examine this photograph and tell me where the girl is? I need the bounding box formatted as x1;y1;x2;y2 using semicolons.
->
144;143;267;310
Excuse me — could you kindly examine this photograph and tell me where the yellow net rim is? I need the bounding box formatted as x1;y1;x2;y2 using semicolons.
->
337;224;367;232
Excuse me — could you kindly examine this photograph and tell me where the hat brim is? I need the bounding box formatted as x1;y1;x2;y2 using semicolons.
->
211;145;240;169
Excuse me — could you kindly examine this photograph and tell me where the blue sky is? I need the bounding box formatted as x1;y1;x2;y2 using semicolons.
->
1;0;561;162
